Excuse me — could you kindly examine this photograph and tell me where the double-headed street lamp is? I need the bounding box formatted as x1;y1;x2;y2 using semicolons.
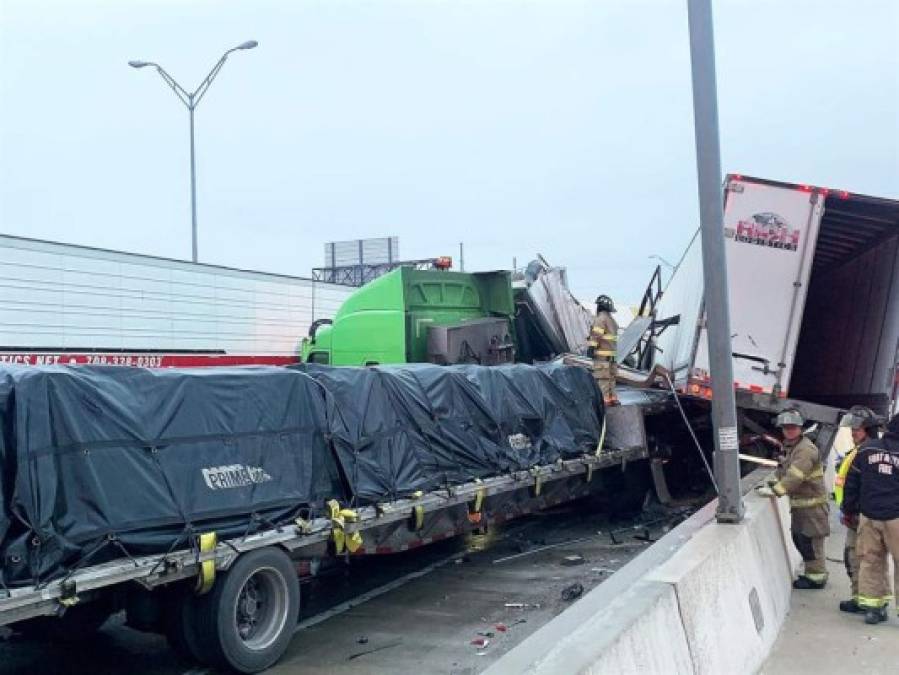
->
129;40;258;263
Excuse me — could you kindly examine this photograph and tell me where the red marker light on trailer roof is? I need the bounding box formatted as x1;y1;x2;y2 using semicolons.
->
732;174;743;180
820;188;830;196
838;190;850;199
798;184;812;192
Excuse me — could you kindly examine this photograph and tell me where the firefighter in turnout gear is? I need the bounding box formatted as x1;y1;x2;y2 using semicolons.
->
833;406;882;613
589;295;619;405
764;409;830;589
842;413;899;625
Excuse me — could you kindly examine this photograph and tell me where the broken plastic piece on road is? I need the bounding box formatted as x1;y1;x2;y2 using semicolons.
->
471;637;490;648
561;554;585;566
504;602;540;609
561;582;585;602
357;636;369;644
477;631;495;638
495;623;508;632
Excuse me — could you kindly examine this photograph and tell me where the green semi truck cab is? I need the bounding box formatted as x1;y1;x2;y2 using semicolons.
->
301;267;516;366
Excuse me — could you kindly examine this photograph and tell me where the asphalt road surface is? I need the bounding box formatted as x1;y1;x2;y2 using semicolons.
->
0;503;684;675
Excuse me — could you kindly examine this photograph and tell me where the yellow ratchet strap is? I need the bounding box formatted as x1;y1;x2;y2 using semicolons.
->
195;531;217;595
468;483;486;524
327;499;363;554
411;491;425;531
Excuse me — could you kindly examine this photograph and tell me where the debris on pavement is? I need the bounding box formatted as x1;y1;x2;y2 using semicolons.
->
357;636;369;644
561;582;585;602
477;631;495;638
347;641;402;661
560;554;585;566
505;602;541;609
470;637;490;648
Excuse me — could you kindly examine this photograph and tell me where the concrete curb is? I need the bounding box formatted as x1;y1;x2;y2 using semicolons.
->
485;475;796;675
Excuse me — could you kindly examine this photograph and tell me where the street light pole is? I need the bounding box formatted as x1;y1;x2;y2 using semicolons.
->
686;0;744;523
189;104;198;262
129;40;258;263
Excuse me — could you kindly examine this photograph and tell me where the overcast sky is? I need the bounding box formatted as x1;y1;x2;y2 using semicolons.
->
1;0;897;306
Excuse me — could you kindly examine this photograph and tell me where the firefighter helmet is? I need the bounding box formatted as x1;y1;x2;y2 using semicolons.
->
595;295;616;313
839;405;882;430
775;409;804;428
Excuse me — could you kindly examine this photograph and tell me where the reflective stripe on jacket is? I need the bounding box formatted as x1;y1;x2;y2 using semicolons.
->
590;311;619;362
772;436;826;508
833;447;859;507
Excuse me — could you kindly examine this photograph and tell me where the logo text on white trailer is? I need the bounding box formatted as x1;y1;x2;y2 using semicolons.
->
725;212;801;252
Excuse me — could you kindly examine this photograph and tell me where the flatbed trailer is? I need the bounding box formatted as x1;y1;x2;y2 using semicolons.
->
0;362;677;674
0;446;648;628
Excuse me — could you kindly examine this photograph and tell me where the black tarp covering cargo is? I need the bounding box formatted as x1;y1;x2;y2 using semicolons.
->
0;362;601;587
297;363;603;504
0;366;340;587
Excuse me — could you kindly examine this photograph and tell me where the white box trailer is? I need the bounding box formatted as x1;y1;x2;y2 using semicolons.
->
0;234;354;367
654;174;899;421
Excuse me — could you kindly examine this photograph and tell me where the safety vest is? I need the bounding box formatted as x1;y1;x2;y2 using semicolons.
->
833;447;859;507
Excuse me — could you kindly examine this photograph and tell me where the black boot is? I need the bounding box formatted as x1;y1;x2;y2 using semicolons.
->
839;599;862;613
793;576;826;590
864;607;888;625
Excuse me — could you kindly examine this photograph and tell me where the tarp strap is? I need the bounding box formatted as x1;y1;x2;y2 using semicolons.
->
467;487;486;524
531;468;543;497
327;499;362;554
59;579;79;607
586;463;594;483
595;416;607;457
195;531;217;595
413;505;425;531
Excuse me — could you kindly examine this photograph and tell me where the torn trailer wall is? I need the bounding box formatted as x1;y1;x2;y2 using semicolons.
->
0;362;603;587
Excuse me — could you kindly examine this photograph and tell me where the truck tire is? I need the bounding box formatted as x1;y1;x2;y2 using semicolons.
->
193;547;300;674
164;589;211;665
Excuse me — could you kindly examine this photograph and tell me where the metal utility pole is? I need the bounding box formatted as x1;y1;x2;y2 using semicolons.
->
686;0;744;523
459;242;465;271
129;40;258;263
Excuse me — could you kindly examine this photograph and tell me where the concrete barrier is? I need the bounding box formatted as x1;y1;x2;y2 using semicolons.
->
485;481;798;675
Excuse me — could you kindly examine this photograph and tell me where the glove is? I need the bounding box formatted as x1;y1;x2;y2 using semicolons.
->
756;486;776;498
841;513;859;529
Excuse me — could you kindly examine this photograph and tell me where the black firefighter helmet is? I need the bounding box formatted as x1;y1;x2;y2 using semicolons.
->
839;405;883;431
595;295;616;313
